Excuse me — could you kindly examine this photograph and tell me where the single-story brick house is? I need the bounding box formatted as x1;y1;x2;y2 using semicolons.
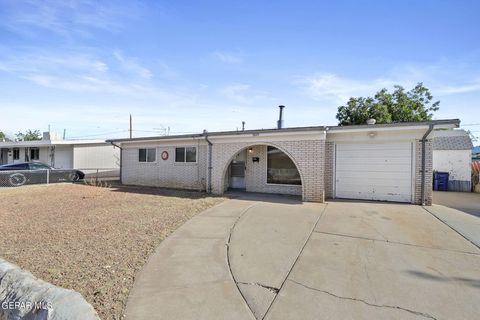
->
433;129;473;192
108;118;459;205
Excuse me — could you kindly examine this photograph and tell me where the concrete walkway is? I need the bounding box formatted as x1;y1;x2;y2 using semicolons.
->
125;196;480;320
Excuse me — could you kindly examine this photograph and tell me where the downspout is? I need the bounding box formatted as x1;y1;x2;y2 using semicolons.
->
420;124;434;206
110;142;123;184
204;132;213;193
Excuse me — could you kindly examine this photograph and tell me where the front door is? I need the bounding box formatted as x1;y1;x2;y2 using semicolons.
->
229;161;246;189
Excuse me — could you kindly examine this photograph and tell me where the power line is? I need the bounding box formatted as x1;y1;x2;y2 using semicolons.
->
66;130;129;139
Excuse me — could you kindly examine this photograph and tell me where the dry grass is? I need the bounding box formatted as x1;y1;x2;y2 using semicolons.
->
0;183;226;319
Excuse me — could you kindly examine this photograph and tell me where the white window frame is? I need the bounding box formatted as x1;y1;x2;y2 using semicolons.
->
138;148;157;163
174;146;198;164
265;145;302;186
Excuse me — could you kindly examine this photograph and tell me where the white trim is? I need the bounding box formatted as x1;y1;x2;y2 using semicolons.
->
410;142;415;204
0;139;107;148
332;143;337;199
210;132;326;144
327;123;456;134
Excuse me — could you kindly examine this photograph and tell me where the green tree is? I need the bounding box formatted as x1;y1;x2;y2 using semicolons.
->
16;129;42;141
336;83;440;125
0;131;5;141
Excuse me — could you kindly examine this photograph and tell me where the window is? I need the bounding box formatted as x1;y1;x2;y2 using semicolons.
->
267;146;301;185
29;163;51;170
30;148;39;160
8;163;28;170
175;147;196;163
13;148;20;160
139;148;156;162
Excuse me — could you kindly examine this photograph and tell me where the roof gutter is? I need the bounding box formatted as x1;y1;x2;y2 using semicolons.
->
420;124;434;206
204;132;213;194
109;141;123;184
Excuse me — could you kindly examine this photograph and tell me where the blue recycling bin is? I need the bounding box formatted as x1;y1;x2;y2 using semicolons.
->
433;172;449;191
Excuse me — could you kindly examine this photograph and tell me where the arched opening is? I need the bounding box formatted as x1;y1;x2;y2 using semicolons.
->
221;144;304;199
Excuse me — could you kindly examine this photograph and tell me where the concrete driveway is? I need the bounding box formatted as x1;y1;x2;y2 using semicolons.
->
433;191;480;218
430;191;480;247
125;195;480;320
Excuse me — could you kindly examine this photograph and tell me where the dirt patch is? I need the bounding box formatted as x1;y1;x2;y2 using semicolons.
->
0;184;226;319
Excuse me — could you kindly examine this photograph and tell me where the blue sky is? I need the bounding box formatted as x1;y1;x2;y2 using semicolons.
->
0;0;479;141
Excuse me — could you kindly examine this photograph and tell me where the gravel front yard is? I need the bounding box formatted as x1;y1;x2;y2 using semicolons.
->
0;183;226;320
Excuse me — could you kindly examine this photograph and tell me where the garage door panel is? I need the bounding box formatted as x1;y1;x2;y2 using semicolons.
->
336;174;412;182
336;182;411;191
336;164;412;173
337;157;411;168
336;189;411;202
335;150;411;157
335;143;413;202
336;143;411;151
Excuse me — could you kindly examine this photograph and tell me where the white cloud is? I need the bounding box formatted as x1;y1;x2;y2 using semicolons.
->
212;51;243;64
22;74;155;96
0;49;160;95
220;84;251;103
0;0;142;37
113;50;153;79
298;64;480;104
298;73;398;103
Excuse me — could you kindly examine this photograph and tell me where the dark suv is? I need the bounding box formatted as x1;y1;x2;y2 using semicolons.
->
0;162;85;186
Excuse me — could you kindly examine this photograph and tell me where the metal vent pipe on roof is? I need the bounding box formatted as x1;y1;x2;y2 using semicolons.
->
277;105;285;129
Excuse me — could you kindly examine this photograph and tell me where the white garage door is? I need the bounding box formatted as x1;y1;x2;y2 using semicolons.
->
335;143;413;202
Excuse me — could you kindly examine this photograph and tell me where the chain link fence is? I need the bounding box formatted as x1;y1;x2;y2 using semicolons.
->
0;168;119;188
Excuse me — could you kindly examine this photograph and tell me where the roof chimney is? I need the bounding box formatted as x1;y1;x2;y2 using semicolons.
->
277;105;285;129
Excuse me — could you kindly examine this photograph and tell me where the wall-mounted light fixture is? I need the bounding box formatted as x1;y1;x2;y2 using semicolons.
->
248;147;253;153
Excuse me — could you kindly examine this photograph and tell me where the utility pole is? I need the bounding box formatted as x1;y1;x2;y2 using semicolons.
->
63;129;66;140
242;121;245;131
129;114;132;139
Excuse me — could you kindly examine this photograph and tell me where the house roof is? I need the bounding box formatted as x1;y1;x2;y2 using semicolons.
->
107;126;327;143
107;119;460;143
434;136;473;150
327;119;460;131
0;139;107;148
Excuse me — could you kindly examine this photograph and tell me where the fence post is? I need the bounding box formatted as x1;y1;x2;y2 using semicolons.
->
46;169;50;185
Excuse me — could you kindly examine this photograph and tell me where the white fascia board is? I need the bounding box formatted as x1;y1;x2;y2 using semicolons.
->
0;141;53;148
327;128;430;143
120;137;207;149
0;139;107;148
209;130;326;143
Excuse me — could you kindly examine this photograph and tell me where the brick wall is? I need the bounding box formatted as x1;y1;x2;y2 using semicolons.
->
324;141;335;199
122;145;207;190
210;140;325;202
414;139;433;205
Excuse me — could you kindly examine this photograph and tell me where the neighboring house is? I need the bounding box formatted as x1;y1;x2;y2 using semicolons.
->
0;132;120;177
473;146;480;160
108;117;460;205
433;129;473;192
